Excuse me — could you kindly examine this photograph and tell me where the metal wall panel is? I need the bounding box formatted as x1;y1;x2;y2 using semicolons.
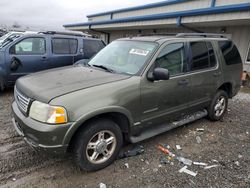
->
216;0;250;6
112;0;210;20
88;15;111;22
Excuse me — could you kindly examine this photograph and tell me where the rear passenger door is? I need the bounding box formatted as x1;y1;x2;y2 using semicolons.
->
49;37;78;69
188;41;222;112
82;39;105;59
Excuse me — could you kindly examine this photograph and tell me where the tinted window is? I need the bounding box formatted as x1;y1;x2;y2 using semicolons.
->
190;42;209;71
82;40;105;59
52;38;78;54
219;41;242;65
155;43;186;76
207;42;217;67
10;37;45;55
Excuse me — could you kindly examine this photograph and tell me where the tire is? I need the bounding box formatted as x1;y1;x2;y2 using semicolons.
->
208;90;228;121
73;118;123;171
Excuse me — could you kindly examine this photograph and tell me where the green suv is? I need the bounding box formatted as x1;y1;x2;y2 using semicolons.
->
12;33;242;171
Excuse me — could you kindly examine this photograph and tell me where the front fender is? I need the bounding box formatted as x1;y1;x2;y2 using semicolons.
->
62;106;134;145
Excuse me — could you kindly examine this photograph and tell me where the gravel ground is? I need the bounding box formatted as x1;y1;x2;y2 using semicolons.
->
0;88;249;188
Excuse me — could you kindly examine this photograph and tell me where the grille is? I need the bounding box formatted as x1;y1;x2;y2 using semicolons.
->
14;87;30;114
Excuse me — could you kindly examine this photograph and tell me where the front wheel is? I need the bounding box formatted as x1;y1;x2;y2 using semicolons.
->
208;90;228;121
73;119;123;171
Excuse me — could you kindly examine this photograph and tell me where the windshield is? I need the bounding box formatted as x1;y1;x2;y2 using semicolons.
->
88;40;157;75
0;33;23;49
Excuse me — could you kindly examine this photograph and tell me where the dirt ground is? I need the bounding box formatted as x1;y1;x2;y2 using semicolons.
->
0;88;249;188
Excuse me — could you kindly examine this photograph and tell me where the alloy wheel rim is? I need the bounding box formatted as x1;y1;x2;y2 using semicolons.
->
86;130;117;164
214;96;226;117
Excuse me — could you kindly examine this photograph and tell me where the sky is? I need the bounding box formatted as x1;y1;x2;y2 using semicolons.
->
0;0;162;30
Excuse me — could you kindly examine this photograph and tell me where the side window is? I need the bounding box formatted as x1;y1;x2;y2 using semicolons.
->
10;37;45;55
52;38;78;54
190;42;209;71
219;41;242;65
82;40;105;58
207;42;217;67
155;43;186;76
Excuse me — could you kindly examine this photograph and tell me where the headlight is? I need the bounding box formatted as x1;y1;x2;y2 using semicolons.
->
29;101;68;124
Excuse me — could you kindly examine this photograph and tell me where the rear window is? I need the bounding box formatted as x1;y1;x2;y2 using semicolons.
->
82;39;105;59
218;41;242;65
52;38;78;54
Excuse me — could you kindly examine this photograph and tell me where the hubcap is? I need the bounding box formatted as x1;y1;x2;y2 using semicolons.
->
86;130;117;164
214;96;226;117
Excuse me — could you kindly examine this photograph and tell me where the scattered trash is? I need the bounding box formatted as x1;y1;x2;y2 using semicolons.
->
124;163;129;168
159;155;170;164
196;136;202;144
118;145;144;159
235;161;240;166
212;159;219;163
193;162;207;166
158;144;175;157
196;128;204;132
12;178;16;181
177;156;192;166
238;154;243;159
176;145;182;150
99;183;107;188
157;145;170;155
179;166;197;177
246;131;249;135
204;165;219;169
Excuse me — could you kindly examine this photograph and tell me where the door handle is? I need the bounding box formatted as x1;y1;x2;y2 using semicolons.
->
41;56;47;61
178;79;189;86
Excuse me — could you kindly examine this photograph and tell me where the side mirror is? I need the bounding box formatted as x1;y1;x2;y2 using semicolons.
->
148;67;170;81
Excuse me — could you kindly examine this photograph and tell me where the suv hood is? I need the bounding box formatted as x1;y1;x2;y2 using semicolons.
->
16;66;130;103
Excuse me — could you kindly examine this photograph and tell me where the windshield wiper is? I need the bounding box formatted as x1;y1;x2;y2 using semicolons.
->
92;64;115;73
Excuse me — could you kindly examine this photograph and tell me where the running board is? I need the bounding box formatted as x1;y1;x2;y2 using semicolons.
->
129;109;208;143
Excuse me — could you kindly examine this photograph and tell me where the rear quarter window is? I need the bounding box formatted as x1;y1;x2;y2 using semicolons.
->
218;41;242;65
82;39;105;59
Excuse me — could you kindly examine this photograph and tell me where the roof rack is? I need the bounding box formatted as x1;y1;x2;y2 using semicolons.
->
139;33;177;37
38;31;88;37
176;33;227;38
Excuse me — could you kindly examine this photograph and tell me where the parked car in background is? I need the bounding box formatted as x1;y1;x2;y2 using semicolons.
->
12;33;242;171
0;31;105;90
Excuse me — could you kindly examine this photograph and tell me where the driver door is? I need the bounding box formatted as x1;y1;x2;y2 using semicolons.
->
140;42;191;126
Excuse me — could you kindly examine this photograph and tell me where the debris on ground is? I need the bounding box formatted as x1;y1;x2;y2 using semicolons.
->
176;145;182;150
193;162;207;166
124;163;129;168
177;156;192;166
196;128;204;132
196;136;202;144
99;183;107;188
179;166;197;177
118;145;144;159
204;165;219;169
235;161;240;166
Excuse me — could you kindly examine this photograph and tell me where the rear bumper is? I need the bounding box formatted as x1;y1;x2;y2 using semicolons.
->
12;101;72;154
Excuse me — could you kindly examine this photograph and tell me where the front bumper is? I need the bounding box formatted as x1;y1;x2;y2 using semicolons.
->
12;101;72;154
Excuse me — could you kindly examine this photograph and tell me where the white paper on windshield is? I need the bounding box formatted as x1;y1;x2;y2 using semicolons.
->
129;49;149;56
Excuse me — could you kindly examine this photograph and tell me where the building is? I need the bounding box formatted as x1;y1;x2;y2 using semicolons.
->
64;0;250;72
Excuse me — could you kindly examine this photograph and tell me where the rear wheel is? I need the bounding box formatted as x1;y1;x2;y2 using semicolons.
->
73;118;123;171
208;90;228;121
